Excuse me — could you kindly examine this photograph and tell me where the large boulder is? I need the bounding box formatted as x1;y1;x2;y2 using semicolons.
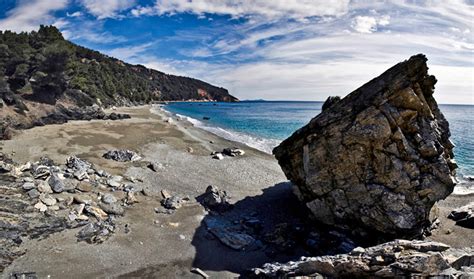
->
273;54;456;239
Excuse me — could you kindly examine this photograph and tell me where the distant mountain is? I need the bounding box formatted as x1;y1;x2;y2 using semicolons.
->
0;25;237;108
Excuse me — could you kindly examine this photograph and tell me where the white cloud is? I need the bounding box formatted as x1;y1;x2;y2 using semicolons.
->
351;15;390;33
0;0;69;32
67;11;83;18
151;0;350;20
80;0;136;19
105;43;154;61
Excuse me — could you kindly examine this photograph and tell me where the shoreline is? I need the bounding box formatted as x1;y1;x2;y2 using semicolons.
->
1;105;473;278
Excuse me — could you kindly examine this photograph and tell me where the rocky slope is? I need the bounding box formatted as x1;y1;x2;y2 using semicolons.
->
273;54;457;240
0;25;237;139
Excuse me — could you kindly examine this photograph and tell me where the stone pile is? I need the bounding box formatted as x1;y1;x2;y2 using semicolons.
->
0;153;141;270
250;240;474;278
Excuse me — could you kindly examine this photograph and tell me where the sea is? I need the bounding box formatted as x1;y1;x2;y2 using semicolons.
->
164;101;473;191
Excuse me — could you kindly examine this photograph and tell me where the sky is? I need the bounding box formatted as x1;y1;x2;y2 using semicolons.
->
0;0;472;104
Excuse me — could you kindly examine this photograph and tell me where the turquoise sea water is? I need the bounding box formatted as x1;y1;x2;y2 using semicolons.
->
164;101;474;181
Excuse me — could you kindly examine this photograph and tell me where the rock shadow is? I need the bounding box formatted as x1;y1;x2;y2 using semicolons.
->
190;182;360;275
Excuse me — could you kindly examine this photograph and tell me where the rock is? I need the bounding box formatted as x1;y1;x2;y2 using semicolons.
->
27;189;40;199
161;195;187;210
76;220;115;244
103;149;142;162
34;201;47;212
196;185;231;212
73;194;93;205
321;96;341;111
39;194;57;206
448;202;474;229
204;216;255;250
222;148;245;157
161;189;171;199
212;153;224;160
100;202;124;215
48;172;65;193
37;181;53;193
187;147;194;153
249;240;459;278
66;155;92;179
148;162;164;172
85;205;108;220
76;181;93;192
106;175;123;188
125;191;138;204
22;182;35;191
102;193;117;204
273;55;456;239
74;203;85;215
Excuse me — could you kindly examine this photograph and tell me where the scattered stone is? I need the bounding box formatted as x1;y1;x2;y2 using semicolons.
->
103;149;142;162
222;148;245;157
27;189;40;199
205;217;255;250
125;191;138;204
85;205;108;220
74;203;85;215
249;240;463;278
76;181;93;192
48;172;65;193
22;182;35;191
187;147;194;153
196;185;231;212
161;195;187;210
148;162;164;172
212;153;224;160
272;55;457;239
76;220;115;244
191;268;210;278
448;202;474;229
74;195;93;205
154;207;174;214
37;181;53;193
161;189;171;199
22;177;34;182
107;176;123;188
102;193;117;204
34;201;47;212
39;194;57;206
100;202;124;216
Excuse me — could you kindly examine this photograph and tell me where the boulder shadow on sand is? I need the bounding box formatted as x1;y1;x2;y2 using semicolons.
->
190;182;362;275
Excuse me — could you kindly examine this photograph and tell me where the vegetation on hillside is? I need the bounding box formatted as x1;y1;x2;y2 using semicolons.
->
0;25;237;109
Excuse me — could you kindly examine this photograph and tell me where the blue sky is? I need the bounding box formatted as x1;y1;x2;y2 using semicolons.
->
0;0;472;104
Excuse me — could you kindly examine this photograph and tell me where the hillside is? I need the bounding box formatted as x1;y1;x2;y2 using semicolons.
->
0;25;237;138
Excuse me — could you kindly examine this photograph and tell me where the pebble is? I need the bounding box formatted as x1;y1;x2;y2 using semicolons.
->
74;195;93;205
27;189;40;199
40;194;57;206
212;153;224;160
179;234;186;240
102;193;117;204
22;182;35;191
37;181;53;193
34;202;47;212
76;181;93;192
23;177;34;182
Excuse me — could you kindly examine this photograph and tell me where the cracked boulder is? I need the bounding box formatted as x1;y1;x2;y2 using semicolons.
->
273;54;456;239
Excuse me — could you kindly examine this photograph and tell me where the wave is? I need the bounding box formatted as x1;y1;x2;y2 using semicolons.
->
161;110;280;154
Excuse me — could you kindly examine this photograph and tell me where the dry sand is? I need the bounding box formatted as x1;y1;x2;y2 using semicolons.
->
1;105;472;278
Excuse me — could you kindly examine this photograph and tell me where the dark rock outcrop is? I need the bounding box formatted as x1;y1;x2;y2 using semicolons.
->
273;54;456;239
448;202;474;229
250;240;473;278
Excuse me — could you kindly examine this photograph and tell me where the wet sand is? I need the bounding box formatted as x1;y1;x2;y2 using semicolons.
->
1;105;472;278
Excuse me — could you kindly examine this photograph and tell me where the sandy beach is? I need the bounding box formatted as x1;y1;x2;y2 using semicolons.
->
1;105;473;278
